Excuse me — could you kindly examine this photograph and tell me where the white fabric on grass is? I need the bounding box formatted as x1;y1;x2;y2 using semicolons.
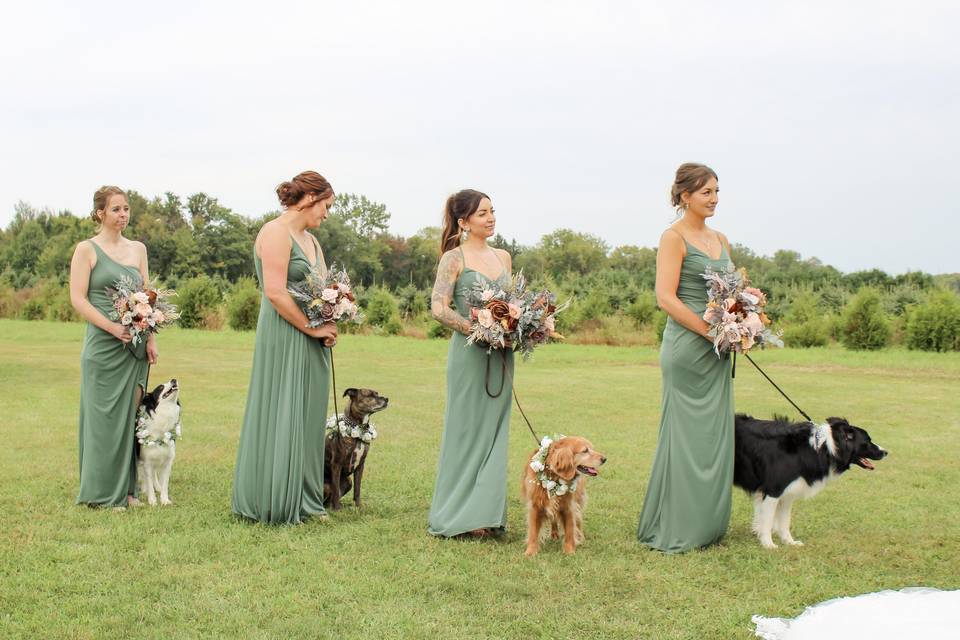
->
753;588;959;639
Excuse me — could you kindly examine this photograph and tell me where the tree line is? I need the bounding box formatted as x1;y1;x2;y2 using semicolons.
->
2;191;958;351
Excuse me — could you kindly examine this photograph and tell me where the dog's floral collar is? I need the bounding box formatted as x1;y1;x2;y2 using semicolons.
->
528;435;579;497
326;415;378;443
135;408;181;448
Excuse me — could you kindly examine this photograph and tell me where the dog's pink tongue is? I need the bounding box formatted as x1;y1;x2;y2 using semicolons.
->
860;458;875;470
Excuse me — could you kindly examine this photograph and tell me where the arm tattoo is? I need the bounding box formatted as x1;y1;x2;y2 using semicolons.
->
431;251;471;334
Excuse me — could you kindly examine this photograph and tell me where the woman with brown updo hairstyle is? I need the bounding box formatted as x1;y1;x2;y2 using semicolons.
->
637;162;736;552
69;186;157;508
427;189;514;538
232;170;338;524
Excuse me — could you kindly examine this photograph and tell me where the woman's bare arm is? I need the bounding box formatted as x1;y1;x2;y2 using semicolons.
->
655;229;711;339
69;241;129;340
430;250;471;335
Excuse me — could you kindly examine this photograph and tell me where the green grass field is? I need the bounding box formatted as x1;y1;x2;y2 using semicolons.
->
1;319;958;639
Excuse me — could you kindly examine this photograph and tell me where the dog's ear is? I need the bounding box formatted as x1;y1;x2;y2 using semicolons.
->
141;388;158;414
546;440;576;481
343;388;359;399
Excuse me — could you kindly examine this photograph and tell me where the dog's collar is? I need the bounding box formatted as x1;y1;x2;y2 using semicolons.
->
135;408;181;447
326;414;378;443
528;435;580;498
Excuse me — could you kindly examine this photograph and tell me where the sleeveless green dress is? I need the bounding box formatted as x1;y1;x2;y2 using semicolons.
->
637;239;735;553
77;240;149;507
428;253;514;537
232;236;331;524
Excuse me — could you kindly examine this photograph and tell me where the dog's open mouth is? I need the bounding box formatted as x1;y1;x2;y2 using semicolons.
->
162;384;178;399
857;458;876;470
577;465;599;477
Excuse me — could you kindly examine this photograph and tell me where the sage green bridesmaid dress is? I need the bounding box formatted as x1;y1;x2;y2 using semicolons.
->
232;236;330;524
637;238;735;553
77;240;149;507
428;249;514;537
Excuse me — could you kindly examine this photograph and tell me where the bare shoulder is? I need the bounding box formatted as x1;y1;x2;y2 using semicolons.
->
493;247;512;264
130;239;148;255
257;219;290;245
438;248;463;268
74;238;96;256
659;226;685;248
714;229;732;250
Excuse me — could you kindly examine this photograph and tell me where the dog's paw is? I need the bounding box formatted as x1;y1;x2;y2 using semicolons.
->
786;539;804;546
147;496;158;506
160;498;173;506
759;538;778;549
524;546;539;557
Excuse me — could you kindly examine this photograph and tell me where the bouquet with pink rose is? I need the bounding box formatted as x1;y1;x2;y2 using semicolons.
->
701;265;782;356
465;271;568;360
288;263;363;328
105;274;180;346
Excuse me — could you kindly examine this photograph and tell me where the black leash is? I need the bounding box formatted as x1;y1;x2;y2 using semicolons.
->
330;344;339;424
743;352;814;423
483;349;541;445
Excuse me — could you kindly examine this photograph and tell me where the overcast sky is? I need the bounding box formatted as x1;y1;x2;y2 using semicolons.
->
1;1;957;274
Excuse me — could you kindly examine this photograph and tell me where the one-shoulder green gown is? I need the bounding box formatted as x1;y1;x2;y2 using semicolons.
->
637;240;735;553
428;260;514;537
232;238;330;524
77;240;149;507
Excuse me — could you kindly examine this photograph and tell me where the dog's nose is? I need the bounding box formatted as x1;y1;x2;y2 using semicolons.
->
600;456;607;465
171;378;178;385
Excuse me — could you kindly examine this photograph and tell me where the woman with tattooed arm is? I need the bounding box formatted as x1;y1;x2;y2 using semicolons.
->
427;189;514;539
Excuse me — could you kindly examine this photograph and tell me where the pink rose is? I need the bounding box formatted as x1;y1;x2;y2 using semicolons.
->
477;309;494;328
133;291;150;304
152;310;166;324
321;288;338;303
742;312;764;335
480;289;494;302
134;302;152;318
544;316;555;332
508;304;522;319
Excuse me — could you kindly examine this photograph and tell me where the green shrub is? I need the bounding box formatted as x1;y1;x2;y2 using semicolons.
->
784;319;830;348
841;288;891;350
0;285;22;318
428;321;452;339
45;283;78;322
653;310;668;345
18;297;45;320
226;277;261;331
396;285;429;318
906;290;960;352
625;291;658;327
366;287;402;335
177;275;223;329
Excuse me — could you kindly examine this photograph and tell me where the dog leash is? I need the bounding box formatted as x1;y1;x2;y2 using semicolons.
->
743;352;814;423
483;349;542;445
329;345;340;424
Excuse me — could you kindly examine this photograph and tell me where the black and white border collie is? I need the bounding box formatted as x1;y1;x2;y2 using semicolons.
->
136;379;181;506
734;414;887;548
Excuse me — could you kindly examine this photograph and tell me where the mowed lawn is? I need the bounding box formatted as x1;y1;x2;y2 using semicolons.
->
1;319;958;639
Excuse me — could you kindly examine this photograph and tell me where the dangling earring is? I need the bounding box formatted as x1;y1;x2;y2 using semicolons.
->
460;227;470;242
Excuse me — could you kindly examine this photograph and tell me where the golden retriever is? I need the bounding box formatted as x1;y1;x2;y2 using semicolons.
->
521;436;606;556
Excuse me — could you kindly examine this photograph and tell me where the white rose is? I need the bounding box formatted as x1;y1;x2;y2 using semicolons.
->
351;428;361;438
320;288;338;303
133;291;149;304
555;484;568;496
545;480;556;491
529;460;544;472
540;436;553;448
361;433;372;443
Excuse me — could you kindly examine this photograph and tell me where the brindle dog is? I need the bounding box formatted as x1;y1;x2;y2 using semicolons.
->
323;388;389;510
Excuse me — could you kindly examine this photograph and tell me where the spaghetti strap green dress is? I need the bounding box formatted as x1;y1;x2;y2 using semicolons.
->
77;240;149;507
428;251;514;537
232;236;331;524
637;240;735;553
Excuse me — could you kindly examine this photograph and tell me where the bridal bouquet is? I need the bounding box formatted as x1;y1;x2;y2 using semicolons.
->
106;274;180;346
702;265;782;356
288;263;362;327
465;271;569;360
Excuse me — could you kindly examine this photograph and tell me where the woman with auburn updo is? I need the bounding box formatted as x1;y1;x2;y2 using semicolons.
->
70;186;158;509
427;189;514;538
232;170;338;524
637;162;736;552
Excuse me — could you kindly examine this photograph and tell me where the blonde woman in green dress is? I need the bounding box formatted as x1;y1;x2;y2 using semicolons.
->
70;186;158;509
428;189;514;538
637;163;735;552
232;171;338;524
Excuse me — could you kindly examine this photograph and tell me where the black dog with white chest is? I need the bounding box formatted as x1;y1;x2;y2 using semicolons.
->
323;388;389;511
734;413;887;548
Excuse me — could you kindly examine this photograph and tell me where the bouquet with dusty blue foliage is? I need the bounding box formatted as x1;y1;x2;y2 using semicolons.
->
702;264;782;356
288;263;362;328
